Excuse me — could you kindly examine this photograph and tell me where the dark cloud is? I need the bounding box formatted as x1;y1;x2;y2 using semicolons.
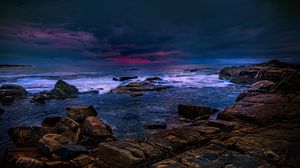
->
0;0;299;65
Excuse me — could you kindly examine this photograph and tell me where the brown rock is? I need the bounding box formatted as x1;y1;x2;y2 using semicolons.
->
66;105;97;122
207;119;234;131
7;126;59;147
70;154;95;167
16;157;43;168
37;134;74;157
55;117;80;132
42;116;62;127
4;148;41;163
178;104;218;119
83;116;113;138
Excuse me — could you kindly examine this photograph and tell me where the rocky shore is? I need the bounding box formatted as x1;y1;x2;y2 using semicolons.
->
1;60;299;168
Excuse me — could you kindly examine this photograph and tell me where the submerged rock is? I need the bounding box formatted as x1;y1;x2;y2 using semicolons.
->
178;104;219;119
50;80;78;99
113;76;138;81
66;105;97;122
145;77;162;81
7;126;59;147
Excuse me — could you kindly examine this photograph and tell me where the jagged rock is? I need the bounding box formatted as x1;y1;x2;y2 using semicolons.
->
7;126;59;147
178;104;219;119
16;157;44;168
50;80;78;99
38;134;74;157
83;116;113;138
55;117;80;132
219;60;300;86
113;76;138;81
66;105;97;122
59;145;88;160
42;116;62;127
70;154;95;168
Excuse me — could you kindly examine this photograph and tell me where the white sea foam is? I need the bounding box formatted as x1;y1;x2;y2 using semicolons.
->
0;73;230;94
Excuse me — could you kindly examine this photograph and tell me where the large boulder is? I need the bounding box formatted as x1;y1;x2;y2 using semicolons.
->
219;60;300;86
66;105;97;122
37;134;74;158
50;80;78;99
0;84;28;104
83;116;113;138
178;104;219;119
54;117;80;132
7;126;59;147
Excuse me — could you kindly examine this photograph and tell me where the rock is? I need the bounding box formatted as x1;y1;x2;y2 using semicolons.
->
44;161;72;168
31;94;47;103
113;76;138;81
7;126;59;147
130;92;144;97
4;148;41;163
42;116;62;127
70;154;95;168
66;105;97;122
207;119;234;131
145;77;162;81
0;107;4;113
178;104;219;119
83;116;113;138
38;134;74;157
55;117;80;132
0;84;28;97
16;157;43;168
219;60;300;86
111;82;171;95
50;80;78;99
1;95;14;105
143;124;167;130
59;145;88;160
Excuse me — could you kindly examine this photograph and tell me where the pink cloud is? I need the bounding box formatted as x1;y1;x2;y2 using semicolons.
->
110;57;151;64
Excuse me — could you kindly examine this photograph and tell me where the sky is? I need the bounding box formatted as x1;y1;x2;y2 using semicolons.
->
0;0;300;65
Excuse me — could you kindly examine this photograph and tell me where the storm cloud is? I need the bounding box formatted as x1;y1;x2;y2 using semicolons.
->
0;0;299;65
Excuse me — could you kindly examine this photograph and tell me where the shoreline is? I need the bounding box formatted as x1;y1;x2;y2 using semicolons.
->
0;60;299;167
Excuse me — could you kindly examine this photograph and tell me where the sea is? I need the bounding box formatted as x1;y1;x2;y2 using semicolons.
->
0;63;248;154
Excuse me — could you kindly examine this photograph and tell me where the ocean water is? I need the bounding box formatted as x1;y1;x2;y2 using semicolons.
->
0;64;246;154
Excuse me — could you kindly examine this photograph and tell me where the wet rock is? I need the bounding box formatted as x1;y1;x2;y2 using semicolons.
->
4;148;41;163
55;117;80;132
113;76;138;81
16;157;44;168
143;124;167;130
111;82;171;95
1;96;14;105
42;116;62;127
145;77;162;81
59;145;88;160
0;84;28;97
130;92;144;97
219;60;300;86
83;116;113;138
207;119;234;131
66;105;97;122
38;134;74;157
70;154;95;168
7;126;59;147
44;161;72;168
178;104;219;119
50;80;78;99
